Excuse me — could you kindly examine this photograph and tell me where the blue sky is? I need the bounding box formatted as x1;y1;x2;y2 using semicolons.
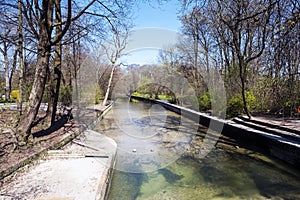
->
132;1;182;31
118;0;182;65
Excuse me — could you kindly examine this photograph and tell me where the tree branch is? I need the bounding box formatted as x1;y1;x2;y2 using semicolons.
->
51;0;98;45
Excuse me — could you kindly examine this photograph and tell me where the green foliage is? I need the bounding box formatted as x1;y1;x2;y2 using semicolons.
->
59;85;72;105
254;77;274;113
131;91;150;99
246;91;258;111
226;91;258;118
10;90;20;100
137;77;151;94
0;99;15;103
198;92;211;111
0;81;4;95
227;94;244;118
132;91;139;96
132;91;174;102
158;94;173;101
95;86;103;104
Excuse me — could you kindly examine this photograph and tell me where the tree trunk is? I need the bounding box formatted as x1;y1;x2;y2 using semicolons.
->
102;64;115;107
241;78;251;118
239;62;251;119
17;0;55;143
4;50;10;101
17;36;51;142
46;47;62;126
45;76;54;125
18;0;24;115
46;0;62;126
73;36;81;115
9;50;18;97
0;31;11;101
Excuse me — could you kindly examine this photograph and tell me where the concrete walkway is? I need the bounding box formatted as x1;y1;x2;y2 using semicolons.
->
0;130;117;200
252;116;300;132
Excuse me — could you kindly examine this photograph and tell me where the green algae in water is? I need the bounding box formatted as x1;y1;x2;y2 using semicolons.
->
108;152;300;200
108;171;148;200
100;101;300;199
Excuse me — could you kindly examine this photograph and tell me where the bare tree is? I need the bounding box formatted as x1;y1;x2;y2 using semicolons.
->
0;30;11;101
217;0;275;118
179;0;277;118
46;0;63;126
0;28;18;101
101;26;128;108
16;0;128;143
18;0;24;114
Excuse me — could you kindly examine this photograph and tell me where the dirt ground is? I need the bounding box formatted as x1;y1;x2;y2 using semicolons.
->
0;109;79;182
0;103;107;184
0;129;117;200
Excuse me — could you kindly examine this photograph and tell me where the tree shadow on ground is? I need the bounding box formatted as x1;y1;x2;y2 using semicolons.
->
32;116;69;138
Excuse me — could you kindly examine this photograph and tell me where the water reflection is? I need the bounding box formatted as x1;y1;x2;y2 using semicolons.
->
94;100;300;199
95;99;199;173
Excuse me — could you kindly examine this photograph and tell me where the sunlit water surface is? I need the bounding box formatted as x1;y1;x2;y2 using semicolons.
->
94;99;300;200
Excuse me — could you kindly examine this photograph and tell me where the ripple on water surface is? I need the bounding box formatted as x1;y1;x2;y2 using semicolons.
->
108;152;300;200
94;101;300;200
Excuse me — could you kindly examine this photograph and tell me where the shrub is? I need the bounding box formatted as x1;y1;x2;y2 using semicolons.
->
59;85;72;105
198;92;211;111
10;90;20;100
227;94;244;118
226;91;258;118
0;98;15;103
132;91;139;96
94;86;103;104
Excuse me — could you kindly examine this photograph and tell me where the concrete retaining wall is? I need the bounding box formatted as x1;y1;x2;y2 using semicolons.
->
130;95;300;168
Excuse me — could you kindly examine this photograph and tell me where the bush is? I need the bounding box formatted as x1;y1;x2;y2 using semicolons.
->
59;85;72;105
10;90;20;100
132;91;139;96
158;94;173;101
226;91;258;118
198;92;211;111
0;98;15;103
227;94;244;118
95;86;103;104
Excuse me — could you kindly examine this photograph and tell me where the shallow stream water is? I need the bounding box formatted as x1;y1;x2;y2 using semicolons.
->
94;99;300;200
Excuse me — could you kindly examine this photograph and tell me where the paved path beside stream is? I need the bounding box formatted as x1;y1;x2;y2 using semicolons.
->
252;116;300;132
0;129;117;200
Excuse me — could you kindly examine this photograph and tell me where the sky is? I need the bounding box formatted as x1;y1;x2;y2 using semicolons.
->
118;0;182;66
132;1;182;31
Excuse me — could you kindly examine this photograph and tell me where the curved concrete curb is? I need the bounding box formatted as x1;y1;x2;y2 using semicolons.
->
94;134;117;200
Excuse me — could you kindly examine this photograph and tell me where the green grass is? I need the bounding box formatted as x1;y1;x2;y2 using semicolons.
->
0;99;16;103
157;94;174;101
131;92;174;101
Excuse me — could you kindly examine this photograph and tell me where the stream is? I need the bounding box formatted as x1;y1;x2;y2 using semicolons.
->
94;99;300;200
